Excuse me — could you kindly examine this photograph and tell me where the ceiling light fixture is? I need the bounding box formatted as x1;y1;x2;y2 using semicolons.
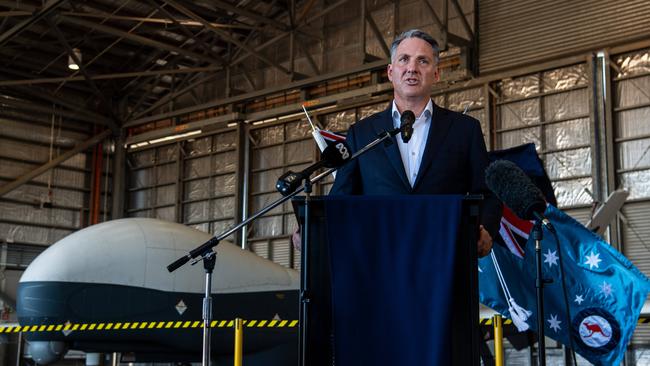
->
68;48;82;70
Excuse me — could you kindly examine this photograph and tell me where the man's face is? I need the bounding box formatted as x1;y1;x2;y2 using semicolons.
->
387;37;440;102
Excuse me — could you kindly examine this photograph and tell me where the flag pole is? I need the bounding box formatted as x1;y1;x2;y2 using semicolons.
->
302;105;318;132
533;222;547;366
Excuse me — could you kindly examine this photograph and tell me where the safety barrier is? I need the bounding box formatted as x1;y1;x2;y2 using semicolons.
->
0;319;298;333
5;315;649;333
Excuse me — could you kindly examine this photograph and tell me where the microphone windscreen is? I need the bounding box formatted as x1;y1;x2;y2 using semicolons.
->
485;160;546;220
400;110;415;143
401;110;415;125
321;140;351;168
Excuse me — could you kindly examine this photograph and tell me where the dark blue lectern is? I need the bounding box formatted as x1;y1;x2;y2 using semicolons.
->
293;195;481;366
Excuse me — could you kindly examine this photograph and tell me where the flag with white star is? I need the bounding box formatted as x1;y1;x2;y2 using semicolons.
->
480;205;650;366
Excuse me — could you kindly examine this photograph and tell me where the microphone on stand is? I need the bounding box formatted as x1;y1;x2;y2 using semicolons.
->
484;159;554;232
400;110;416;143
276;140;351;196
484;159;559;366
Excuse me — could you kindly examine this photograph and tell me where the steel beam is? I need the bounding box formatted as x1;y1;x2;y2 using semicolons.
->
361;0;367;60
421;0;446;40
231;32;289;66
296;0;318;24
0;0;64;48
118;27;214;96
421;0;471;48
131;73;222;118
241;65;257;90
209;0;288;31
304;0;349;25
59;15;218;65
124;58;388;128
0;65;221;86
61;12;257;30
145;0;225;63
296;36;320;75
163;0;291;75
111;132;126;219
54;6;168;93
0;96;110;125
0;130;112;197
132;0;350;119
6;86;112;124
449;0;474;42
132;0;348;119
130;75;166;116
365;12;391;58
133;8;291;117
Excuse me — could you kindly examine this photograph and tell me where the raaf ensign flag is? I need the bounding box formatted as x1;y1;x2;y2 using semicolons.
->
480;205;650;365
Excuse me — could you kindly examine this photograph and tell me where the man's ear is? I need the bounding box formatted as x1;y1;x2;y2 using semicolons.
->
433;67;440;82
387;64;394;82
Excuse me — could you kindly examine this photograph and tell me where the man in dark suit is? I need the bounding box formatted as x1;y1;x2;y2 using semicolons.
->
329;29;501;257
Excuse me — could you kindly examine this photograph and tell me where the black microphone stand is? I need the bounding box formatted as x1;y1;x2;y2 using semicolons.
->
167;126;404;366
532;221;546;366
533;213;557;366
298;178;312;366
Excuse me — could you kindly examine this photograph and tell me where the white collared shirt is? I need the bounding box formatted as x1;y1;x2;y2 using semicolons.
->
392;99;433;187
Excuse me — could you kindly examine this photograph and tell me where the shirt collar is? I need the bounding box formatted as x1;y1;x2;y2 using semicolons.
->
391;99;434;123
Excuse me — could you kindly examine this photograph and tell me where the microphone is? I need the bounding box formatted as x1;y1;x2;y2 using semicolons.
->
485;160;554;231
276;141;351;196
400;110;415;143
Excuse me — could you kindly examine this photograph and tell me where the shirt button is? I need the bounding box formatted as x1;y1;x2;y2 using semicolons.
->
411;152;416;156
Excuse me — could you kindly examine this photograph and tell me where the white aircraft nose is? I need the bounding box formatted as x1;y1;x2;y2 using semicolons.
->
20;218;299;294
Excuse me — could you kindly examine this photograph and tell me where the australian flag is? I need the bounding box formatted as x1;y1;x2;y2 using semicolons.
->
480;144;650;365
480;206;650;365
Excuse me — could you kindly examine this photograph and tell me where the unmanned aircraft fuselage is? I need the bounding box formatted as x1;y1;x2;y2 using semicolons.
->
17;218;300;364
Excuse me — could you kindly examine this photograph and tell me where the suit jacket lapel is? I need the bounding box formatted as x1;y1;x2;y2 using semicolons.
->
372;107;411;190
413;105;454;190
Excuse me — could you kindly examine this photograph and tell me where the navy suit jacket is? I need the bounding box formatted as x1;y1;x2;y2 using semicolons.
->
330;103;502;238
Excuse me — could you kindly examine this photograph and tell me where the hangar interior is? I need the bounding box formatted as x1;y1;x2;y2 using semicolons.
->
1;0;650;364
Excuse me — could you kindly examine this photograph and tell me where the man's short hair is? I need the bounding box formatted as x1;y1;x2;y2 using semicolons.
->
390;29;440;64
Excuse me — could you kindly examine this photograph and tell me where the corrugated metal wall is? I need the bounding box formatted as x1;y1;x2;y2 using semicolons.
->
493;63;593;208
479;0;650;74
612;46;650;346
126;129;238;241
0;115;103;268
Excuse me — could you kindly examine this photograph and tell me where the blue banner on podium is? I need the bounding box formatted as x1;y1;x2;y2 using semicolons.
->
324;195;463;365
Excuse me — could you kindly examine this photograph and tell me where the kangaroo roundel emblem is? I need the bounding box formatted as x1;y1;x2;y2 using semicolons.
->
579;315;612;347
572;308;620;356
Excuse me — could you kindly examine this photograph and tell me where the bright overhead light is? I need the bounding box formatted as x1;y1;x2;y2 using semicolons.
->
68;48;81;70
128;129;202;150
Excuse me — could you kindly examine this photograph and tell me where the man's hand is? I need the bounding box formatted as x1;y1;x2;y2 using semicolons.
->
477;225;493;257
292;226;301;251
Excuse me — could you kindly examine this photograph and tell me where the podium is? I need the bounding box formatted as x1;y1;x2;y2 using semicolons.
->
293;195;481;366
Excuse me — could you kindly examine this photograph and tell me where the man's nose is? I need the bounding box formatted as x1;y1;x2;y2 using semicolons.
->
406;60;419;73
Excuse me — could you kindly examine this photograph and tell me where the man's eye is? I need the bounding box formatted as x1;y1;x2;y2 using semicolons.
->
419;59;429;64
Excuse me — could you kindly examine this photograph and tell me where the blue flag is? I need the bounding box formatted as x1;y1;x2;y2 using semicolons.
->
479;205;650;365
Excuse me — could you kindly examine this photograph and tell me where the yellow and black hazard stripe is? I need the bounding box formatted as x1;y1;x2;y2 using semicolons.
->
5;316;650;333
480;318;513;326
0;319;299;333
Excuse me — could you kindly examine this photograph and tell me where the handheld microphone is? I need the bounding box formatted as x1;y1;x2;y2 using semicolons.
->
485;160;553;231
276;141;351;196
400;110;415;143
